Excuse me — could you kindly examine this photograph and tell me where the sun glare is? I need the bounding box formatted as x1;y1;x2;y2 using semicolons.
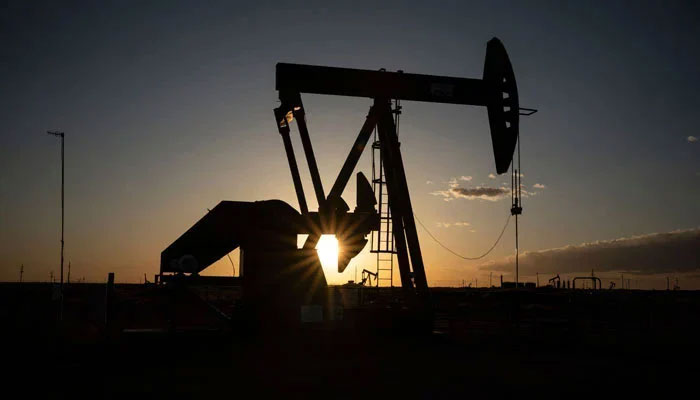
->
316;234;339;272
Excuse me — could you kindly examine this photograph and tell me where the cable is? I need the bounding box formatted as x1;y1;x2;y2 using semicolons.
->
415;213;511;260
226;253;236;276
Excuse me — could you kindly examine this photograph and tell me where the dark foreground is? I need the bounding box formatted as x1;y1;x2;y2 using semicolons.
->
3;282;699;399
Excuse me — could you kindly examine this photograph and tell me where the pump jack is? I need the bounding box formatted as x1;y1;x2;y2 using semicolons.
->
160;37;525;326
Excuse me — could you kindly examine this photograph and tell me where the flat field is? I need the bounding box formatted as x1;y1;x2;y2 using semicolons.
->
3;282;698;398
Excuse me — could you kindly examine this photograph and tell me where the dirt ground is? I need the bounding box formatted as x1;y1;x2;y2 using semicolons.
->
3;282;699;398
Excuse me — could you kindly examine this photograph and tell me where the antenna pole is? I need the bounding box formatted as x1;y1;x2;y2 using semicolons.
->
47;130;64;320
515;213;519;286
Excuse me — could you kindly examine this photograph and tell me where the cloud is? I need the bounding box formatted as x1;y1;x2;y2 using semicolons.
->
478;228;700;275
430;190;454;201
431;175;541;202
688;136;698;143
426;180;433;185
450;186;510;201
431;185;527;201
436;221;471;228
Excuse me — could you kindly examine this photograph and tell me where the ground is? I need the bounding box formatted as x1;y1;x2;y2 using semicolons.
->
3;282;699;398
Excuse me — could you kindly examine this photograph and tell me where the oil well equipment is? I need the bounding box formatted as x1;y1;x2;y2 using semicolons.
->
159;37;530;328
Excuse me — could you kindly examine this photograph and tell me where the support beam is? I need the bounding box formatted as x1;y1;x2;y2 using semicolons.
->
274;108;309;214
374;100;415;293
292;103;326;208
327;106;378;201
376;100;430;298
277;63;487;106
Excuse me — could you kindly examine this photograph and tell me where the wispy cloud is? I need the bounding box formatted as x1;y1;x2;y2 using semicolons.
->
688;136;698;143
436;221;471;228
478;228;700;275
431;186;510;201
426;180;433;185
451;187;510;201
430;190;454;201
431;175;542;202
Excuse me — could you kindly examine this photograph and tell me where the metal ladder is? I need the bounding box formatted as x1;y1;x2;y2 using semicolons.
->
369;100;400;287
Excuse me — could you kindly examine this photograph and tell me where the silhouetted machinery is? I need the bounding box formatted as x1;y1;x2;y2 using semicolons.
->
549;274;561;288
573;276;602;290
160;38;526;327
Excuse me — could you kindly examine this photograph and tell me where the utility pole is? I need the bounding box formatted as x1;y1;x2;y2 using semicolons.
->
19;264;24;283
67;261;71;284
47;130;65;320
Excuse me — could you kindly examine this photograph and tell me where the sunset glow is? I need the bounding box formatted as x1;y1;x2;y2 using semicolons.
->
316;235;339;273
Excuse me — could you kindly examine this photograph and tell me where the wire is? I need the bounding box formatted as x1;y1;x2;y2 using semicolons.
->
226;253;236;276
415;213;511;260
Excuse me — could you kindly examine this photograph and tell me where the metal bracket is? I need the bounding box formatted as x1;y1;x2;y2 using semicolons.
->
519;107;538;116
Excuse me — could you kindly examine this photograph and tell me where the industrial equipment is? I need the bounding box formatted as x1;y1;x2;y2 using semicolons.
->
361;269;378;287
572;276;602;290
159;37;527;327
549;274;561;288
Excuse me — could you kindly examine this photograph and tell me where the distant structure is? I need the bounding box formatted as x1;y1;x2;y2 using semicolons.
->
549;274;561;288
572;276;601;289
47;130;65;321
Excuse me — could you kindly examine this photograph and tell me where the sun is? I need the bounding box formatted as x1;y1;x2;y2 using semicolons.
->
316;234;339;272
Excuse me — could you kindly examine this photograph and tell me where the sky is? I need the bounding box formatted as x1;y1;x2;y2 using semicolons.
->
2;0;699;289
